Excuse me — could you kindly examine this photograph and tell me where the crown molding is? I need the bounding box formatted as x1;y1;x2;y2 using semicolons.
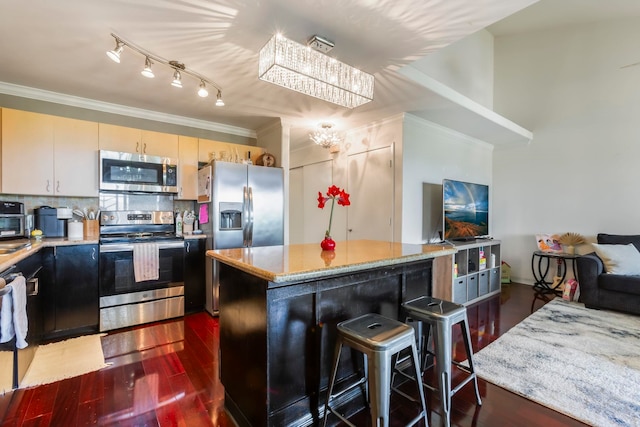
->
0;81;256;139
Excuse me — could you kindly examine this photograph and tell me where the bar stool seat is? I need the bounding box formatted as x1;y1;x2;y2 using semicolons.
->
323;313;428;427
401;296;482;427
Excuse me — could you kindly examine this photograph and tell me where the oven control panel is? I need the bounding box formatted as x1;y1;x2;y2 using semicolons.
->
100;210;174;225
127;213;152;221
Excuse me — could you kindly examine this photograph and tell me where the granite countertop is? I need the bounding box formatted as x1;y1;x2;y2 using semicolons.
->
183;233;207;240
0;237;99;273
207;240;456;284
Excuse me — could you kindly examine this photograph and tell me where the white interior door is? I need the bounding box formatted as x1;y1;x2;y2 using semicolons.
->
288;161;335;244
347;147;394;241
303;161;334;243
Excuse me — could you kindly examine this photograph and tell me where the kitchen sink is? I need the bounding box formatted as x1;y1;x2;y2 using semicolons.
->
0;240;32;255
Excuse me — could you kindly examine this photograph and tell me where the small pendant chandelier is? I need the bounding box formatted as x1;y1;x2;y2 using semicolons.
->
310;123;342;149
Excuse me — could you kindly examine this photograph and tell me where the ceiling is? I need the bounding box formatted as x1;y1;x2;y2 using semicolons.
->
1;0;639;147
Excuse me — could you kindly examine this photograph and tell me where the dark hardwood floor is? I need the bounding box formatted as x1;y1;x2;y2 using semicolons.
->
0;283;587;426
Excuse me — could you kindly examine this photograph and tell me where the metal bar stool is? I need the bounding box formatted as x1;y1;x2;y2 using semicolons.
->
401;296;482;427
323;313;428;427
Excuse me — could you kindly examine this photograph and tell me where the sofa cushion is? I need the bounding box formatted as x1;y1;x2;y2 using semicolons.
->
597;233;640;251
599;274;640;296
592;243;640;275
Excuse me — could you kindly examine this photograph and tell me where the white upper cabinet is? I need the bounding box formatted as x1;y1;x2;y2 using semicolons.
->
98;123;142;154
1;108;98;197
1;109;54;195
176;135;198;200
141;130;178;158
53;116;99;197
99;124;178;158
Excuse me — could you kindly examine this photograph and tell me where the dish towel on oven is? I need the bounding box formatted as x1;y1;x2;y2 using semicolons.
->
0;276;28;349
133;243;159;282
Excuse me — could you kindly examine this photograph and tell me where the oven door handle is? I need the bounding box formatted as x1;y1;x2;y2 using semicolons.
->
100;241;185;252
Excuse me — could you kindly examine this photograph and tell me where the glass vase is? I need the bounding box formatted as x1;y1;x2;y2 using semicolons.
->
320;236;336;251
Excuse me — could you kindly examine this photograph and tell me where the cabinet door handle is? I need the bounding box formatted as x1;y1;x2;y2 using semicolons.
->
136;141;140;153
186;242;190;253
91;247;96;260
46;179;51;193
56;180;60;193
143;143;147;153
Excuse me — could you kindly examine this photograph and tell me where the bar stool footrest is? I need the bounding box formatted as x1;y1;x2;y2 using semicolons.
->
327;376;367;402
326;406;358;427
451;373;479;398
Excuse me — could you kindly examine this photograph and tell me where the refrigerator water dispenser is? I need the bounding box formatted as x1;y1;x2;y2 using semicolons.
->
219;202;243;230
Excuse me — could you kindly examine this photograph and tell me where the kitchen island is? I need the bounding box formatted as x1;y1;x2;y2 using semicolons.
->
207;240;455;427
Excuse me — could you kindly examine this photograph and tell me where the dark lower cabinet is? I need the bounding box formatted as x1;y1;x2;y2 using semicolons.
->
184;238;206;313
15;252;44;387
219;259;433;427
43;244;99;340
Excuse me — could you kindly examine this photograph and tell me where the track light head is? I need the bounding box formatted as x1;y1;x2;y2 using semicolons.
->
141;57;154;78
215;90;225;107
106;39;125;63
171;69;182;88
198;80;209;97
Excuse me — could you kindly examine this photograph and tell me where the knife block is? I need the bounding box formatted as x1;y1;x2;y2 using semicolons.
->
83;219;99;239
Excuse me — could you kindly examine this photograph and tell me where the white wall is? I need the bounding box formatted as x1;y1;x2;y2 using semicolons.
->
493;18;640;283
288;113;494;246
401;114;494;244
408;29;495;109
288;116;400;244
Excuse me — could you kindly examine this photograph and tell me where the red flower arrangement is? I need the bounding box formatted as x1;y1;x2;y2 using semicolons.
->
317;185;350;250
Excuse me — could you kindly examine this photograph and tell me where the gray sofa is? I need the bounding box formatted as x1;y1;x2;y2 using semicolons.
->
576;233;640;315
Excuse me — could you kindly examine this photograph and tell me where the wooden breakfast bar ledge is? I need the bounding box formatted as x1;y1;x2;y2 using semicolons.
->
207;240;456;427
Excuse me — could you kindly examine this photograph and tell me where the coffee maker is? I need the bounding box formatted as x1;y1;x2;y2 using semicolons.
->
34;206;67;237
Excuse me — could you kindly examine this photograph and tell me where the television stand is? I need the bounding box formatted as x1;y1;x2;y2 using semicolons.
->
433;239;502;306
451;237;477;243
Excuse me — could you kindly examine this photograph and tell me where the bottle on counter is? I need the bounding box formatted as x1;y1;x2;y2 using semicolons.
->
176;211;183;237
183;210;194;234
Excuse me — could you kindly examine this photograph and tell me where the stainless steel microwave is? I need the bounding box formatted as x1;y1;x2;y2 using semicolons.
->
99;150;178;194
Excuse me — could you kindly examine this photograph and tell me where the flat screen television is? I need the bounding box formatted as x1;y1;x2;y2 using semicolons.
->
443;179;489;241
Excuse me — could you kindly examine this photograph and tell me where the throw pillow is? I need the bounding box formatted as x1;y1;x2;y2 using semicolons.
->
592;243;640;275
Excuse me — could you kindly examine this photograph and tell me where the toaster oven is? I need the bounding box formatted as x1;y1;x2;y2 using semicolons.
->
0;201;25;239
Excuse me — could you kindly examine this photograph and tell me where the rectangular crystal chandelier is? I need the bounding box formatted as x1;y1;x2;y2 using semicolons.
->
258;34;374;109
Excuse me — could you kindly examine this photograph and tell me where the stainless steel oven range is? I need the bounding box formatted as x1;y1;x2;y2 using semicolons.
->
99;210;184;332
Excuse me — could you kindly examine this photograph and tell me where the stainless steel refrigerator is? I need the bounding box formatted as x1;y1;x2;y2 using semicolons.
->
199;161;284;315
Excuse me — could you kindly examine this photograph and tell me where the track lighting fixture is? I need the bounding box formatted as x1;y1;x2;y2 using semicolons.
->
198;80;209;97
106;39;125;63
215;90;225;107
171;69;183;88
141;57;154;78
105;33;224;107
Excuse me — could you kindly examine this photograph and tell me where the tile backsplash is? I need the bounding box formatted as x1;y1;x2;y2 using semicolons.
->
0;193;196;217
0;194;98;215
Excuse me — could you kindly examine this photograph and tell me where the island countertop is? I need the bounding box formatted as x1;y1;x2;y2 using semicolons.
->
206;239;456;284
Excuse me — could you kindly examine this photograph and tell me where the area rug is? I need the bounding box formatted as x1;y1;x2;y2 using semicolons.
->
20;334;110;388
470;298;640;427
